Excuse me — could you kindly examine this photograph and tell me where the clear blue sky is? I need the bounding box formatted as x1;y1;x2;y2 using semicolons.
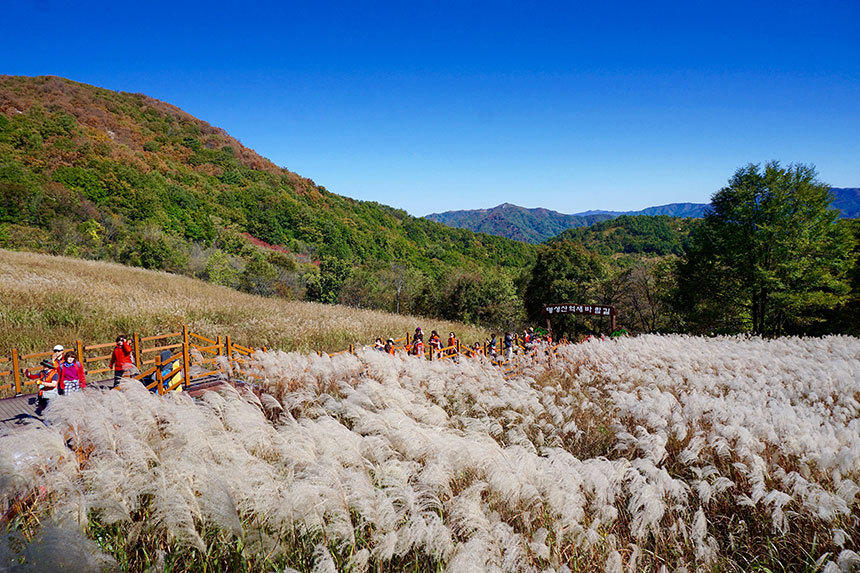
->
4;0;859;216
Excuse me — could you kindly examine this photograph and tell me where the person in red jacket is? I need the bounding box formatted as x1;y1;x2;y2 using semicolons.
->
108;334;137;387
58;350;86;393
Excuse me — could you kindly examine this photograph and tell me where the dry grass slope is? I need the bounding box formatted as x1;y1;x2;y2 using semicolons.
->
0;249;488;356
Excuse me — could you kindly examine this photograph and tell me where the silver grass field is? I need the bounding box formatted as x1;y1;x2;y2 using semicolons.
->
1;335;859;571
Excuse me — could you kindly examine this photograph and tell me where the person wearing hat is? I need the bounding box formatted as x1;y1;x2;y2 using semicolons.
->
23;344;63;414
384;338;396;355
43;343;64;396
51;344;64;366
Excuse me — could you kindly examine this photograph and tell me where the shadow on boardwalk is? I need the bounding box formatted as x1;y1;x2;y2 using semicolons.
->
0;375;231;435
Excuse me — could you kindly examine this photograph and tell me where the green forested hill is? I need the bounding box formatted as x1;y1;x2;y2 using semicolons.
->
0;75;535;325
551;215;698;257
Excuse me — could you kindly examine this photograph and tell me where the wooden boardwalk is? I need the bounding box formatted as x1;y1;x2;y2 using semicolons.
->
0;375;232;435
0;393;45;432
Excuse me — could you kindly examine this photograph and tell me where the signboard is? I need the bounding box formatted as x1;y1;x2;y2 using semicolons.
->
542;304;615;317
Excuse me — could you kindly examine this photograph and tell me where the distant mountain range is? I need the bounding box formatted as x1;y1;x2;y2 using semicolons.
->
426;189;860;243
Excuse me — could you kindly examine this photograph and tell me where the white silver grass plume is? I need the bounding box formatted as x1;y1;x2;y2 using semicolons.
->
0;335;856;570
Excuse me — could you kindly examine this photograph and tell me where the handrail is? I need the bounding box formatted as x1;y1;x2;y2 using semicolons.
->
86;341;116;351
19;351;53;361
140;332;182;343
190;332;217;345
191;343;220;354
140;343;183;355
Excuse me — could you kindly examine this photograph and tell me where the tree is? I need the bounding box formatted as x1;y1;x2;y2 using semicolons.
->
523;240;608;336
240;258;278;296
415;268;524;329
305;256;352;304
606;258;679;333
676;162;855;335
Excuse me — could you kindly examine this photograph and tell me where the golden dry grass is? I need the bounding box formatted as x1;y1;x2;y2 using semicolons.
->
0;249;489;357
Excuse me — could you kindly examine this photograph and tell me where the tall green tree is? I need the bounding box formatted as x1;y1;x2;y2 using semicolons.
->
523;240;608;336
305;256;353;304
676;163;855;335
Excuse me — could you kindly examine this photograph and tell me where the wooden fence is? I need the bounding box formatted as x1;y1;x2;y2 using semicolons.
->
0;326;265;397
321;331;555;379
1;328;555;396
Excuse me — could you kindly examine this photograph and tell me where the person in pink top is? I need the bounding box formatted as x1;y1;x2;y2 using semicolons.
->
108;334;137;388
58;350;86;393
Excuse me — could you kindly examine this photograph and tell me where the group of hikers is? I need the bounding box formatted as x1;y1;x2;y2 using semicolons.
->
20;324;597;414
23;334;160;414
371;326;552;362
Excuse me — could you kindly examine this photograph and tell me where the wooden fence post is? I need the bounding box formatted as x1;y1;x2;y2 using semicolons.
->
225;335;232;360
11;349;21;395
182;325;191;389
216;336;223;356
155;353;164;395
349;344;354;354
133;332;141;370
76;339;85;379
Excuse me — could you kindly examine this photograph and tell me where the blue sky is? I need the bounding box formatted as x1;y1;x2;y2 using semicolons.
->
4;0;859;216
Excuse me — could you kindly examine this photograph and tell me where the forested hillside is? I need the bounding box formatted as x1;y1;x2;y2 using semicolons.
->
0;75;535;326
551;215;698;257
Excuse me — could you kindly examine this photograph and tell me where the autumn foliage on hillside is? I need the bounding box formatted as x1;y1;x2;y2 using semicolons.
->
0;75;535;328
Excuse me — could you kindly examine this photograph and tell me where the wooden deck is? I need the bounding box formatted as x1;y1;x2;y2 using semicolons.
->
0;375;233;434
0;393;45;432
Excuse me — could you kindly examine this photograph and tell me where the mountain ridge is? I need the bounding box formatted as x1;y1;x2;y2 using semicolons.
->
427;190;859;243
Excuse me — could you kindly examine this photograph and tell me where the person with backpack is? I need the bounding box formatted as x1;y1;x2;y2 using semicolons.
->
412;333;425;357
23;345;63;414
384;338;396;355
504;332;513;361
57;350;86;393
447;332;458;356
108;334;137;388
429;330;442;358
